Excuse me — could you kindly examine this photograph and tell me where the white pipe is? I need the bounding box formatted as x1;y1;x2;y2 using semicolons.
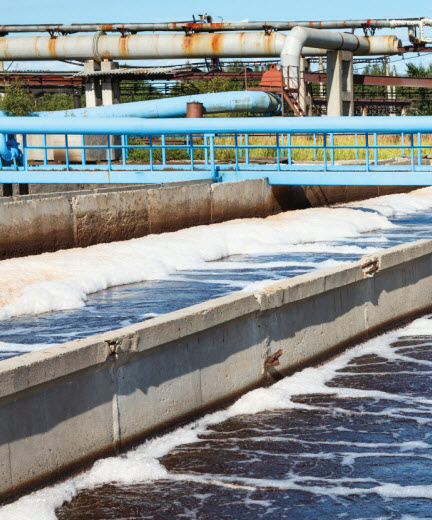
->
281;27;400;89
0;31;401;61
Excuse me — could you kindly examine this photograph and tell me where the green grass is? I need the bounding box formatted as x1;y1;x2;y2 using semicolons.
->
126;134;432;164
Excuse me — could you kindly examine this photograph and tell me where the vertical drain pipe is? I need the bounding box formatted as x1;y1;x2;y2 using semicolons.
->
186;102;204;118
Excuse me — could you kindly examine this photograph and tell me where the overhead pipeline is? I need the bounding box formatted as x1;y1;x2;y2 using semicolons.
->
0;17;430;34
0;32;400;61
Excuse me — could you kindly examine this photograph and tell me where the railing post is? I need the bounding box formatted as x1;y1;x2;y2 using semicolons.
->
276;132;280;171
161;134;166;167
190;134;194;172
410;133;415;171
323;133;327;171
373;132;378;166
42;134;48;166
330;133;334;165
81;134;86;166
235;133;239;171
245;133;249;166
121;135;127;166
209;134;218;181
365;132;369;172
106;134;112;170
149;135;153;170
204;134;208;166
288;133;292;166
418;132;422;166
22;134;27;170
64;134;70;171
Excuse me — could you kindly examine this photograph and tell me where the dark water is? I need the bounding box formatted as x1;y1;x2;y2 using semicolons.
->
55;320;432;519
1;209;432;359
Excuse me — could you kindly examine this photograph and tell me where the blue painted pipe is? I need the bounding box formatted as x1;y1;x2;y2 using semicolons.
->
1;116;432;136
36;91;281;119
0;114;20;162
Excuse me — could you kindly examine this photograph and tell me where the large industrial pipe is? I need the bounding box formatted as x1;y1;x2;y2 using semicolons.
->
0;32;400;61
36;91;281;118
2;116;432;137
0;18;430;34
281;27;399;89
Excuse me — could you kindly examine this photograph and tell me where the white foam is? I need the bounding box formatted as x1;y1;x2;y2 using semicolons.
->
0;341;54;355
3;315;432;519
2;186;426;321
346;187;432;217
2;186;432;322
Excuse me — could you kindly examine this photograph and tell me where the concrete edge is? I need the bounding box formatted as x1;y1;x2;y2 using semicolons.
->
1;237;431;399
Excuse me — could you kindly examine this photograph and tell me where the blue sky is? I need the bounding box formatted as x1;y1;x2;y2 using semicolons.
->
4;0;432;71
7;0;432;24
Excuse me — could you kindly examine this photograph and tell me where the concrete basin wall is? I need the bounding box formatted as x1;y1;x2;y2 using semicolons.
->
0;179;414;259
1;239;432;500
0;179;286;259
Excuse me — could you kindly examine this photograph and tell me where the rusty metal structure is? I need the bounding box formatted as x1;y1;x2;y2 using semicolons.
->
2;60;432;116
0;16;431;43
0;31;401;62
0;16;429;117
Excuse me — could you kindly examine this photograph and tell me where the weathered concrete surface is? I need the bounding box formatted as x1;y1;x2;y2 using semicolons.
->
0;196;74;260
0;179;416;259
73;190;150;248
148;183;212;234
211;179;267;221
1;239;432;500
302;185;414;207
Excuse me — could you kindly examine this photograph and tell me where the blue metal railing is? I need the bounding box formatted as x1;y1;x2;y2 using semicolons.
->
1;116;432;186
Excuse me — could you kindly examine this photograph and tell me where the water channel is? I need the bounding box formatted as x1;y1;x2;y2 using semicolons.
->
2;188;432;518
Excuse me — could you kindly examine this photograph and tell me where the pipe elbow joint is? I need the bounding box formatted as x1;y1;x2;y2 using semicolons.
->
280;26;308;68
0;136;22;163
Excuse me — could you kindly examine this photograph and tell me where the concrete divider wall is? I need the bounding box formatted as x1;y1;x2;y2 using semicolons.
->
1;238;432;500
0;180;416;259
0;179;289;258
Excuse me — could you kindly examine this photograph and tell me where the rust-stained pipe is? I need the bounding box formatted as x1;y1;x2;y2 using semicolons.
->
281;27;400;90
0;17;431;34
0;32;401;61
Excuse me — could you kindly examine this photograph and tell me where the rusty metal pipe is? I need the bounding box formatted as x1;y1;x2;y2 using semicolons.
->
0;18;431;34
0;32;401;61
281;27;400;89
186;102;204;118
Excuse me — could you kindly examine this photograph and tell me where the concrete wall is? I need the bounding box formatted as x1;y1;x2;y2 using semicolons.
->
0;179;416;260
1;238;432;500
0;179;285;258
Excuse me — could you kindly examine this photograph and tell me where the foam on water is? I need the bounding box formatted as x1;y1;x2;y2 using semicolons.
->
3;316;432;520
4;188;432;322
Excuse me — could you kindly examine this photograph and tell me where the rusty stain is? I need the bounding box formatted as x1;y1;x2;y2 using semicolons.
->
210;33;223;54
181;33;193;55
48;37;57;58
362;259;379;276
265;349;283;368
118;35;130;58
